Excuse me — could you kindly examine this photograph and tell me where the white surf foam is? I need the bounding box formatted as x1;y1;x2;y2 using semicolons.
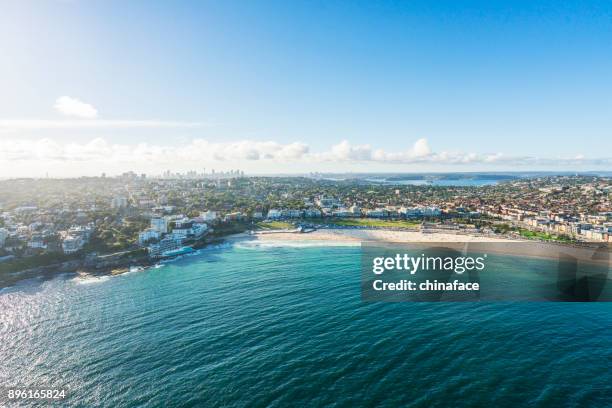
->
73;275;111;285
234;240;360;249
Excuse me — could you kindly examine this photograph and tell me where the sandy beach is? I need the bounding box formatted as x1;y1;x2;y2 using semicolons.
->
229;229;611;267
247;228;513;243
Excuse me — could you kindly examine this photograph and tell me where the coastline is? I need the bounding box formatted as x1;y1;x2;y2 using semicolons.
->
231;228;610;266
2;228;608;290
241;228;514;243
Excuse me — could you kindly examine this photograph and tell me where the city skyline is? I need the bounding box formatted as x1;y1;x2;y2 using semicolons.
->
2;1;612;176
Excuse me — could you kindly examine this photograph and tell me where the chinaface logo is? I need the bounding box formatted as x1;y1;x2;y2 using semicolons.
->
361;242;611;302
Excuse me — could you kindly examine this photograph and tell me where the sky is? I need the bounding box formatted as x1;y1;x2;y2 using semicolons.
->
1;0;612;177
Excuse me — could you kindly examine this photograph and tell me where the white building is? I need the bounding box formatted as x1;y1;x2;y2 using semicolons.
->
365;208;388;218
62;235;84;254
332;207;351;217
399;206;441;217
138;229;161;246
200;211;218;222
304;209;322;218
283;209;303;218
582;229;608;241
267;209;282;219
192;223;208;238
422;206;442;217
27;241;47;249
61;225;93;254
150;217;168;234
172;222;208;239
147;235;184;258
316;196;340;209
173;217;191;228
399;207;421;217
27;235;47;249
172;224;193;238
68;225;93;240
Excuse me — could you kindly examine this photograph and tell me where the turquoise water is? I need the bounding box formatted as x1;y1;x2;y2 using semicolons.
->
1;241;611;407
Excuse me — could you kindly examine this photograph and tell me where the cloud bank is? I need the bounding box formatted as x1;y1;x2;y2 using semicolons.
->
0;137;609;169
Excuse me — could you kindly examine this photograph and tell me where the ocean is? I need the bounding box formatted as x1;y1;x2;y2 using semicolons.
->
0;241;610;407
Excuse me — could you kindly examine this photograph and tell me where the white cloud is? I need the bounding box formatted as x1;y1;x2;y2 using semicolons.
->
0;96;206;130
0;137;609;171
322;138;433;163
0;138;310;163
329;140;374;161
412;138;431;157
54;96;98;119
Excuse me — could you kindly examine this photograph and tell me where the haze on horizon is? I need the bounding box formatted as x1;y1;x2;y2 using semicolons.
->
1;0;612;177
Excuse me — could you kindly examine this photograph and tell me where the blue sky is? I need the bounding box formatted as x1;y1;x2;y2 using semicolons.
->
1;0;611;176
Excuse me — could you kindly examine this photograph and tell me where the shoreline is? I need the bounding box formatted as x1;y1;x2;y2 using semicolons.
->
231;228;611;267
240;228;515;243
1;228;608;290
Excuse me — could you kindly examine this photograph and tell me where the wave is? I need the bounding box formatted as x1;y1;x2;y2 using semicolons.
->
72;275;111;285
234;240;360;249
204;242;233;251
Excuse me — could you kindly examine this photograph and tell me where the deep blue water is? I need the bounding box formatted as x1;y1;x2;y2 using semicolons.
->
1;241;610;407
